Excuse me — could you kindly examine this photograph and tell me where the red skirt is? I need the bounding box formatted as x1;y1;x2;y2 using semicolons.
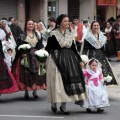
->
0;56;19;94
12;50;46;91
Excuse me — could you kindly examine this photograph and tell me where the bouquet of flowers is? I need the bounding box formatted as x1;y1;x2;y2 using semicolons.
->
18;44;31;68
103;74;112;83
35;49;49;75
81;55;89;64
18;44;31;53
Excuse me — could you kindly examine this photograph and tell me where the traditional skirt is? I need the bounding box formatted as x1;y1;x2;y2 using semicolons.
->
0;55;19;94
12;48;46;91
46;48;87;103
105;39;116;57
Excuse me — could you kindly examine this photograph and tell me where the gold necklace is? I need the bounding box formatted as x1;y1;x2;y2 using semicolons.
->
93;32;100;47
27;33;34;39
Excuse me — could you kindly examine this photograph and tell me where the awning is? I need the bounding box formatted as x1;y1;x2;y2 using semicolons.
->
96;0;117;6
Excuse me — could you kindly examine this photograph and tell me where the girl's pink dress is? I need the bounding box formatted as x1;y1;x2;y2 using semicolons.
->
80;69;110;108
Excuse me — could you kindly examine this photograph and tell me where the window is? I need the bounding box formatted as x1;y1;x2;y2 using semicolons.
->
48;0;59;19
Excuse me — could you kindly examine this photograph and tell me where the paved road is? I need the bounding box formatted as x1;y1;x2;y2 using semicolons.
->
0;61;120;120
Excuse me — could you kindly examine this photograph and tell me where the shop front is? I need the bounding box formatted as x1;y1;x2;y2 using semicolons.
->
96;0;117;22
0;0;17;20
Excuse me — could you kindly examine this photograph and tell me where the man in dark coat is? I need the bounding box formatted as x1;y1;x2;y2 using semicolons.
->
9;17;23;42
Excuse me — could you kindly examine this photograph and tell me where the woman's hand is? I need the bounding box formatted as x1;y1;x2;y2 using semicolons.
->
22;53;26;57
80;62;84;68
4;59;6;63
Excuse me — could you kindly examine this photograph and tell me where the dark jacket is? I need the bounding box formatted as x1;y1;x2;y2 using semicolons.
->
16;32;44;51
13;32;44;64
10;24;23;41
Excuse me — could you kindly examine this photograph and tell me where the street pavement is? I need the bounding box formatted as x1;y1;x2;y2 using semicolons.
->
0;59;120;120
107;57;120;100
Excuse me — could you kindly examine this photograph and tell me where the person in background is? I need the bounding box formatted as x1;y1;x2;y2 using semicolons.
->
9;17;23;43
1;17;7;21
83;19;90;32
34;21;42;40
41;17;56;44
1;20;16;60
48;17;56;32
12;19;46;99
37;21;47;47
37;21;47;35
8;17;12;26
0;31;19;95
71;16;87;52
104;21;115;61
112;15;120;61
5;48;13;71
45;14;87;115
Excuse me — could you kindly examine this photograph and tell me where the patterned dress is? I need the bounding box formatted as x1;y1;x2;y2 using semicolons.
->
0;40;19;94
12;32;46;90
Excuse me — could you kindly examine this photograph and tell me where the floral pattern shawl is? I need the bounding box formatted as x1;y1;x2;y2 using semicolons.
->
50;29;74;48
84;31;106;49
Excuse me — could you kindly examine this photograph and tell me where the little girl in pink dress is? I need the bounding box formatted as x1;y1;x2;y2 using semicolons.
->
81;58;110;113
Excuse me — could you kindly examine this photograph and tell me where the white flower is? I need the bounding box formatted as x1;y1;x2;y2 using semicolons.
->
35;49;49;57
18;44;31;50
81;55;89;64
106;75;112;82
103;75;112;83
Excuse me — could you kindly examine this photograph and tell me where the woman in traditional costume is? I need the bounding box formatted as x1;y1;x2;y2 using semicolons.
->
81;21;118;85
104;21;115;61
1;20;16;60
0;30;19;95
12;19;46;99
45;14;87;115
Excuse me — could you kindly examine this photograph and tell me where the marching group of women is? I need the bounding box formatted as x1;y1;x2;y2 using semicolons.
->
0;14;119;115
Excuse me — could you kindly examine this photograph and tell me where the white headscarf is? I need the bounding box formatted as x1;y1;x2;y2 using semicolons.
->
86;58;102;70
1;20;16;48
0;28;6;40
38;22;47;34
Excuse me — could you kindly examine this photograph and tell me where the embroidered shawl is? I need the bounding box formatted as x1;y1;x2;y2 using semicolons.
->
50;29;74;48
84;31;106;49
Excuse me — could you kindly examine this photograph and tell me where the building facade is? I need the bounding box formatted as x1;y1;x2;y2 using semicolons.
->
79;0;117;23
0;0;119;30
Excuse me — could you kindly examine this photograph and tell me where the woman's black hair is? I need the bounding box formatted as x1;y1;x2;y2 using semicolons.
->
7;48;13;52
48;17;56;23
24;19;35;32
106;21;112;26
90;21;99;30
54;14;68;29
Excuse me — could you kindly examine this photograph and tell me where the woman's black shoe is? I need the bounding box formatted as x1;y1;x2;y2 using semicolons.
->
59;106;69;115
97;108;104;113
24;95;29;99
51;107;57;113
32;93;39;99
86;108;92;113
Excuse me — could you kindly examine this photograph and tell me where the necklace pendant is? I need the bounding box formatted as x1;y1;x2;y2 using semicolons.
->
96;39;100;47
